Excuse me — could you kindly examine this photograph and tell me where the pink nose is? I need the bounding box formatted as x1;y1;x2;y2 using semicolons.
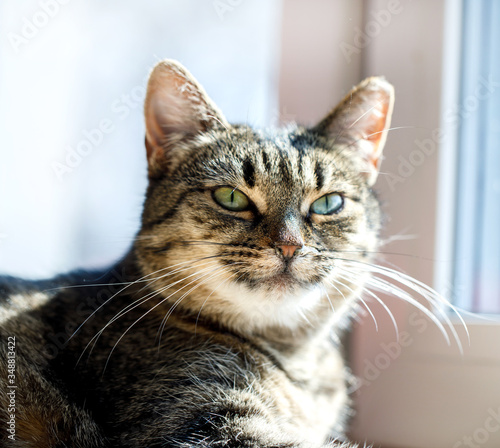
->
278;245;301;259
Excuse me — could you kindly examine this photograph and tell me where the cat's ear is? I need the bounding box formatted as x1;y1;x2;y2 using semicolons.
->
313;77;394;186
144;60;229;177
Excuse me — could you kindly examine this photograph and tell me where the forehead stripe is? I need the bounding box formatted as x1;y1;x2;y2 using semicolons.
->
314;163;325;189
242;158;256;188
279;155;292;183
262;151;271;171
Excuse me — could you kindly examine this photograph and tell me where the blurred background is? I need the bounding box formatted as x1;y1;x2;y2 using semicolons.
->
1;1;499;447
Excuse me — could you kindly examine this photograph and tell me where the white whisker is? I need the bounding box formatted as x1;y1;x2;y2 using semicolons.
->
195;269;241;334
156;264;241;345
70;256;222;343
337;269;398;340
328;277;378;332
102;263;233;374
337;258;468;353
319;285;335;315
77;261;226;366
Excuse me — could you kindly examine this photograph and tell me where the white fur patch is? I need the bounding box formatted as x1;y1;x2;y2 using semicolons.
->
0;292;50;324
213;280;324;332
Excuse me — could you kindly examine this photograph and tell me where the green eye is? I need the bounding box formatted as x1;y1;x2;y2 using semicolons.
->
213;187;250;212
310;193;343;215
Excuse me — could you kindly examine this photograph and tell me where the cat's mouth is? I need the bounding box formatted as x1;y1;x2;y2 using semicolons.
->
222;245;325;293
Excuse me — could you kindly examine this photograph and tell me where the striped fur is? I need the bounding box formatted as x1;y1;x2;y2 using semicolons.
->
0;60;394;447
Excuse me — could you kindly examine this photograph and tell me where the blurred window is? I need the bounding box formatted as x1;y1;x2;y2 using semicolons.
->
453;0;500;313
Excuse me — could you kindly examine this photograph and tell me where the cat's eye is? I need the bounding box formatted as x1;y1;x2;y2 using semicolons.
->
213;187;250;212
310;193;343;215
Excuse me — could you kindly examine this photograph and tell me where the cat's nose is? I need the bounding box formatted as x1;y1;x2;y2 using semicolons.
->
271;212;304;259
277;244;302;259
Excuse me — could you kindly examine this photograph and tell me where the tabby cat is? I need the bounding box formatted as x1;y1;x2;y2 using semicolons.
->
0;60;397;447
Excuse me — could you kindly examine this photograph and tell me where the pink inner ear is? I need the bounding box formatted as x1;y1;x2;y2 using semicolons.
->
365;98;391;169
334;78;394;185
365;99;390;141
144;94;171;172
143;60;229;177
146;73;201;143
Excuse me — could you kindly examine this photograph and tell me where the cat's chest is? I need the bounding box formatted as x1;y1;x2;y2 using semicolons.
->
183;336;349;445
268;340;348;431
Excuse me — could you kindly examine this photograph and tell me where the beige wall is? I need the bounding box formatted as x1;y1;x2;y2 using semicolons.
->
279;0;364;126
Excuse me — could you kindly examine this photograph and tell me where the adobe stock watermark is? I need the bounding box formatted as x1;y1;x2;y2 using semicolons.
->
7;0;73;53
350;310;429;393
385;74;500;191
351;279;464;394
213;0;244;21
51;81;147;181
5;336;17;441
340;0;404;64
453;407;500;448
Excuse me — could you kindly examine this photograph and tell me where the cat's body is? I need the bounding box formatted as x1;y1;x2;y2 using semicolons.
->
0;263;348;447
0;60;395;447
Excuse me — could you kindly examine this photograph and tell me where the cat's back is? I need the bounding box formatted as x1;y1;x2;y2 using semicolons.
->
0;275;56;330
0;271;100;326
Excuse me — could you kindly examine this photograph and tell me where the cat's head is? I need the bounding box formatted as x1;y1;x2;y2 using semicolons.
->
135;60;394;333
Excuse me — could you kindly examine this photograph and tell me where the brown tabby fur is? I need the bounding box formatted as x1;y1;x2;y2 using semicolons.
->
0;60;394;447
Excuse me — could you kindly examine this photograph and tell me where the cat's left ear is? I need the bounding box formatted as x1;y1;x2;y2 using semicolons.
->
313;77;394;186
144;60;229;177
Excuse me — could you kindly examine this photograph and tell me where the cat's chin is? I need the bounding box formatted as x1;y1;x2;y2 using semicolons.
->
209;278;326;332
260;272;300;292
